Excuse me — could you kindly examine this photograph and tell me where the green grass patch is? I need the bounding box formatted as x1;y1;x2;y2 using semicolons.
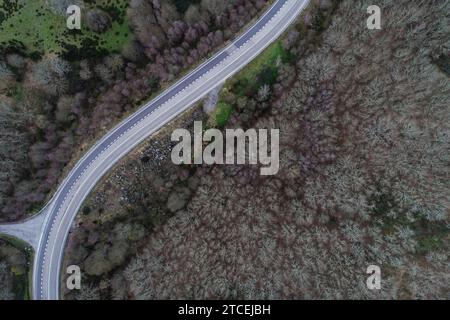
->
227;40;291;98
233;40;290;85
208;41;291;127
209;40;291;127
0;0;131;58
214;102;233;128
231;41;287;95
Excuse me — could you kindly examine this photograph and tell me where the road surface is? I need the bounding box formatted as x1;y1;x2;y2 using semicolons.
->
4;0;311;300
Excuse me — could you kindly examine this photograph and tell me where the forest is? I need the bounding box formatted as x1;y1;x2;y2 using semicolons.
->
0;237;31;299
0;0;270;222
0;0;448;300
63;0;449;299
0;0;270;299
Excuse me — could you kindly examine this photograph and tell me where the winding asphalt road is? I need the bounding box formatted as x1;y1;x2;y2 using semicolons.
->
2;0;311;300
